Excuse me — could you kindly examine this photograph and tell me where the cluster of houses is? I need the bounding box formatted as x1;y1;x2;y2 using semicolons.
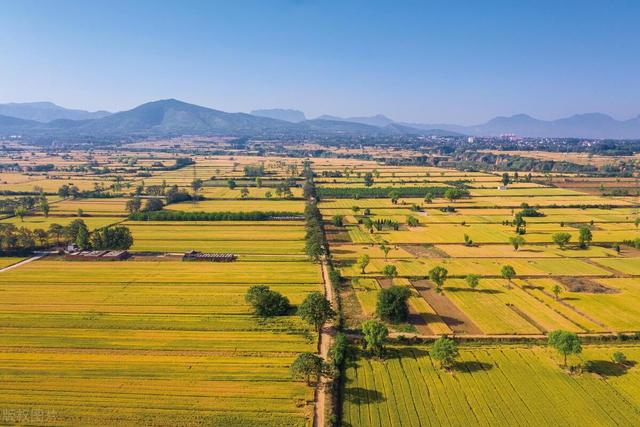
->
182;250;237;262
62;246;237;262
64;250;131;261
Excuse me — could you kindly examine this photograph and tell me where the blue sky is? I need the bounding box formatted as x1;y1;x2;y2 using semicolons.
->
1;0;639;124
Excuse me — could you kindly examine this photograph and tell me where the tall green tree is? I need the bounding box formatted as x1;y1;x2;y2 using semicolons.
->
357;254;370;274
501;265;516;288
382;264;398;280
361;320;388;357
290;352;325;385
297;292;335;332
466;274;480;290
376;286;410;323
578;226;593;249
431;336;459;369
552;232;571;249
429;266;448;291
548;330;582;366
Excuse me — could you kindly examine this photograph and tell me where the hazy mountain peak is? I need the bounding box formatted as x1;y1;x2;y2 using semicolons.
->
250;108;306;123
314;113;394;127
0;101;111;123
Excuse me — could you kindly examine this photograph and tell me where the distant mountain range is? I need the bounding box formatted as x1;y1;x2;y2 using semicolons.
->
0;102;111;122
313;112;640;139
1;99;639;140
0;99;459;139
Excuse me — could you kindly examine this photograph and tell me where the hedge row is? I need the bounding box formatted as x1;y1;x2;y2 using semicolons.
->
317;186;462;199
128;210;303;221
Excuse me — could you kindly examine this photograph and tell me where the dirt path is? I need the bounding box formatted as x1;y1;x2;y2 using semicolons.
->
0;255;44;273
314;257;336;427
411;279;483;335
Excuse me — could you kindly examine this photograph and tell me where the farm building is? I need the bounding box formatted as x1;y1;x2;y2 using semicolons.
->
65;250;131;261
182;250;237;262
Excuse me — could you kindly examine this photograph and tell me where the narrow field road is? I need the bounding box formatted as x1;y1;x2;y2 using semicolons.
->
314;257;336;427
0;254;44;273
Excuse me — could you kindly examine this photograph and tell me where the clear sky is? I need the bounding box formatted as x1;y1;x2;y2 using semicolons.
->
1;0;639;124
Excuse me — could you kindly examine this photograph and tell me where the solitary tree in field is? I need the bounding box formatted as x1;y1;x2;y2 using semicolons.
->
635;217;640;230
429;266;448;292
382;264;398;280
362;320;389;357
245;285;290;317
509;236;526;251
332;215;344;227
548;330;582;367
379;243;391;260
551;284;562;300
357;254;370;274
552;232;572;249
388;191;400;205
502;173;510;187
578;226;593;249
40;197;50;217
14;206;26;222
240;187;249;199
501;265;516;288
612;351;627;366
376;286;410;323
363;172;374;187
297;292;335;332
290;352;325;385
362;217;374;233
191;178;203;201
466;274;480;291
431;336;459;369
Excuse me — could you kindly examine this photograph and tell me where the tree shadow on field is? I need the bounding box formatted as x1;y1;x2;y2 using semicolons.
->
586;360;635;377
344;387;386;405
438;315;466;327
383;347;429;361
454;360;493;373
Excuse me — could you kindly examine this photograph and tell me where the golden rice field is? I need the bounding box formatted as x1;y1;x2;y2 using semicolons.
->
0;257;24;269
126;222;307;254
1;216;123;230
168;199;305;213
0;257;321;426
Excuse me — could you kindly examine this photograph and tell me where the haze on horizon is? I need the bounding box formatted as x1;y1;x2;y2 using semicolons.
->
1;0;639;125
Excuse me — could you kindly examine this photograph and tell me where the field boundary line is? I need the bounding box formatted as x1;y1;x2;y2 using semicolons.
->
0;255;44;273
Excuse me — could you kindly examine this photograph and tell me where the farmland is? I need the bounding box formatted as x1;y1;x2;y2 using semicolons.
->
2;147;640;426
343;344;640;427
0;153;323;425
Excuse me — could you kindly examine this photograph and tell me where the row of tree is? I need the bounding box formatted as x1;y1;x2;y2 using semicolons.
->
0;219;133;253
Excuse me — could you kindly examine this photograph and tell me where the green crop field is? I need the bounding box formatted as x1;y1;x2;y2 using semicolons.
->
343;345;640;427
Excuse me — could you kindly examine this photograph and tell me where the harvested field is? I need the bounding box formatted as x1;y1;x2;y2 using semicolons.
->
557;276;619;294
411;279;483;334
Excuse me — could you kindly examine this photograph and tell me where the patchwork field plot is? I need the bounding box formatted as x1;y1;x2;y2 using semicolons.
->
126;222;307;254
168;199;305;213
343;345;640;427
0;257;321;425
